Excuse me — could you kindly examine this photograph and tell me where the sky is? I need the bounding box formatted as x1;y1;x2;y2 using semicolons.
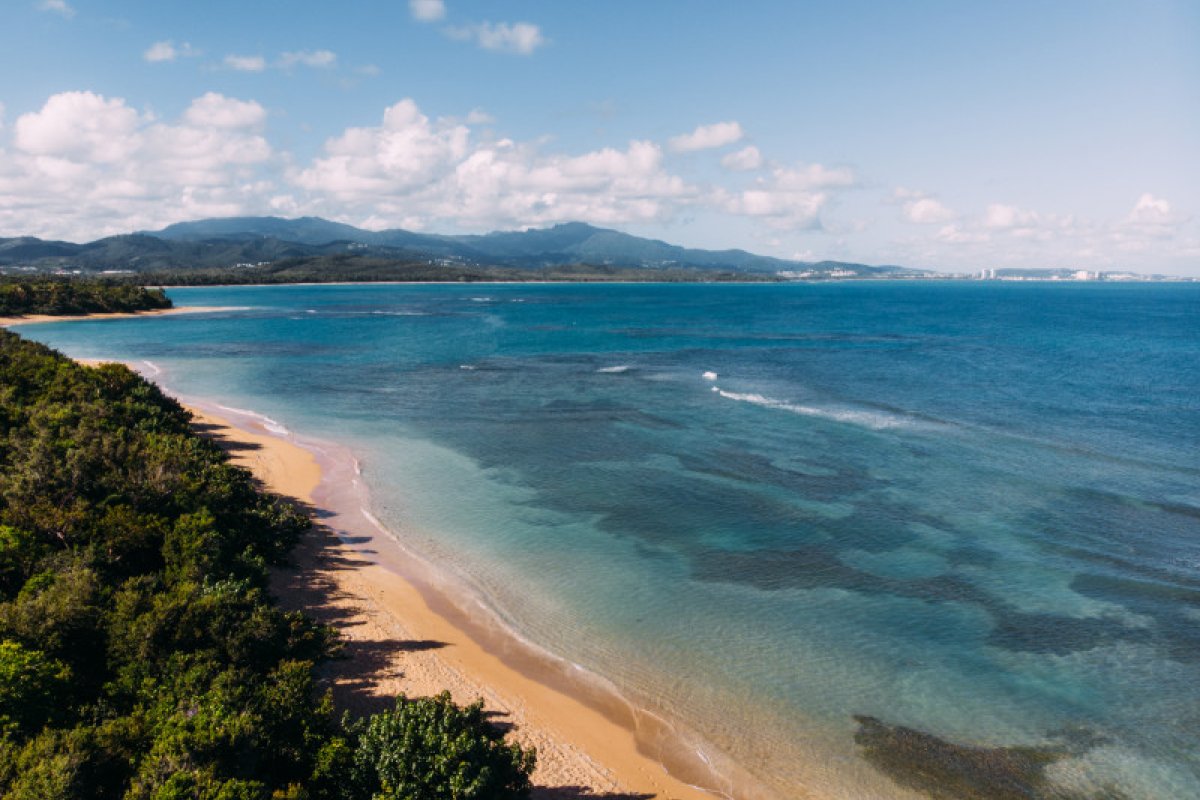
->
1;0;1197;274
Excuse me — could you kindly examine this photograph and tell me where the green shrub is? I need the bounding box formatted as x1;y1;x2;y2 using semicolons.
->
350;692;535;800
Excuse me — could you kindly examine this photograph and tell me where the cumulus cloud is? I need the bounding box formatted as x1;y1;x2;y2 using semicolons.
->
717;163;855;229
721;145;763;171
3;88;1191;273
896;192;1196;269
279;50;337;69
294;99;471;198
0;91;274;238
1127;193;1176;225
14;91;143;163
447;22;545;55
144;41;176;62
891;188;956;224
36;0;74;18
669;121;744;153
905;198;955;224
224;54;267;72
410;0;445;22
143;40;197;63
184;92;268;129
290;97;691;230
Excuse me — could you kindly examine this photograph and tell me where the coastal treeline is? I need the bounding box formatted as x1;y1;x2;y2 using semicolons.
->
121;256;771;286
0;330;534;798
0;280;172;317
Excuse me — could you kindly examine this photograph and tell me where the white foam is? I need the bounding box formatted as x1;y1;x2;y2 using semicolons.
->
215;404;291;435
597;365;631;373
360;507;391;536
703;371;718;381
459;364;477;370
712;388;913;430
141;360;162;377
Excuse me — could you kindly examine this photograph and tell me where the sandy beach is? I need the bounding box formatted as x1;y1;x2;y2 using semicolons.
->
178;400;748;800
0;306;238;327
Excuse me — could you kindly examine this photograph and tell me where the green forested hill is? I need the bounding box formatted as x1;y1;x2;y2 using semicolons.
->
0;280;172;316
0;332;534;799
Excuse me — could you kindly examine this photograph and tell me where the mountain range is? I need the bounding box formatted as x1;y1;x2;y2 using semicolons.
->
0;217;913;278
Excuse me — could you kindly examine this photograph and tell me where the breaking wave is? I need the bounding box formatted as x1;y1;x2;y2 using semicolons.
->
711;387;921;431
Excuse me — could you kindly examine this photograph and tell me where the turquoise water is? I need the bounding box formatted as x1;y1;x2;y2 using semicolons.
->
16;282;1200;798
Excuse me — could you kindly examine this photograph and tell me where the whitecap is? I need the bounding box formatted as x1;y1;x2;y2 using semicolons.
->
712;388;915;430
215;404;291;435
597;365;631;373
702;370;718;381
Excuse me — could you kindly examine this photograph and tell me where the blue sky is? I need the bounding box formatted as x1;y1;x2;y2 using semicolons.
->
2;0;1197;273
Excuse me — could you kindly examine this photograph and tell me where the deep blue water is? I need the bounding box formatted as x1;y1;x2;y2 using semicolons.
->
16;282;1200;798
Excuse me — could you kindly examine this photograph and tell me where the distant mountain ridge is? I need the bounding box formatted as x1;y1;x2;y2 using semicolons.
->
0;216;912;277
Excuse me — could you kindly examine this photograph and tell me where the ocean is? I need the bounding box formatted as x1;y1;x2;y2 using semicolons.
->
15;281;1200;799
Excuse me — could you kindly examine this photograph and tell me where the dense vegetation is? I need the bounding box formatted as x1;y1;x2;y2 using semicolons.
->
120;256;776;286
0;330;535;798
0;280;172;317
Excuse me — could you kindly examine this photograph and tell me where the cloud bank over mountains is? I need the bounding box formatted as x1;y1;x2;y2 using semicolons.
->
0;90;1191;272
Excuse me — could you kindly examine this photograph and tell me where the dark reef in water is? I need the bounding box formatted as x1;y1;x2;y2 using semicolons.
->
853;716;1128;800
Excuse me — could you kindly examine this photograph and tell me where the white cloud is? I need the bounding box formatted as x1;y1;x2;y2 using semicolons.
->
290;97;692;230
894;193;1195;270
410;0;446;22
905;198;955;224
721;145;763;171
891;189;956;224
184;92;268;129
295;98;470;198
0;91;274;238
14;91;143;163
892;188;955;225
279;50;337;69
933;224;990;244
983;203;1044;230
669;121;744;153
718;163;855;229
1128;193;1175;225
36;0;74;18
144;41;177;62
224;54;267;72
6;88;1187;274
143;40;197;63
447;22;546;55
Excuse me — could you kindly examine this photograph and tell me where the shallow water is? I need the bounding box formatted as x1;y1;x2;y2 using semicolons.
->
17;281;1200;799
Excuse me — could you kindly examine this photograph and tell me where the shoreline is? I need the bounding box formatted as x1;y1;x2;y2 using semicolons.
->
165;394;770;799
0;306;243;327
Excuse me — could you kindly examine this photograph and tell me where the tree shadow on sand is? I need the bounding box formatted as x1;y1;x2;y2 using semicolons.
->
532;789;654;800
271;525;660;799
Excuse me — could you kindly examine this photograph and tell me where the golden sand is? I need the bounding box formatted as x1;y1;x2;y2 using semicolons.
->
0;306;238;327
